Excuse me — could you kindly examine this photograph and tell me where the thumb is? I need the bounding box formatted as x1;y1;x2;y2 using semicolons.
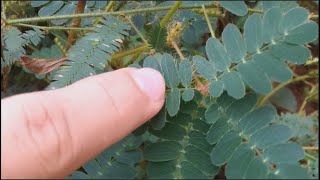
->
1;68;165;179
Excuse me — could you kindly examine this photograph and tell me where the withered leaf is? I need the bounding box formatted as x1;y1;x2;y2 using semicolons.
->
19;55;68;75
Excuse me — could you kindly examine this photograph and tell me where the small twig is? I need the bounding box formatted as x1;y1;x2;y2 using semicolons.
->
258;75;314;107
126;16;148;45
111;45;149;62
160;1;182;28
14;23;93;31
304;146;319;151
171;41;185;60
66;0;86;50
202;5;215;38
305;152;317;161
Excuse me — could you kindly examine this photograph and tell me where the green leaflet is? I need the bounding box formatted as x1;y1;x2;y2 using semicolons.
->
262;7;282;43
70;134;142;179
182;89;194;102
250;124;292;149
205;104;223;124
206;117;230;145
269;87;297;112
279;7;309;33
270;43;311;64
150;106;166;130
222;24;246;63
221;70;245;99
149;122;186;141
225;93;257;123
253;53;292;83
244;14;263;53
160;53;180;88
178;60;193;88
38;1;64;16
264;143;305;164
237;61;272;95
166;88;181;117
143;141;182;162
143;56;162;73
219;1;248;16
271;164;311;179
210;130;242;166
225;144;255;179
180;161;208;179
244;157;268;179
208;80;224;97
284;21;319;45
206;37;231;71
238;106;276;135
146;161;176;179
192;55;216;80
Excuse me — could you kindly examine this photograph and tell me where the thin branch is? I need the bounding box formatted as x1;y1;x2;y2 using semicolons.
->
66;0;86;50
160;1;182;28
304;146;319;151
171;41;185;60
6;4;217;25
305;152;317;161
111;45;149;61
258;75;314;107
14;23;93;31
126;16;148;45
202;5;215;38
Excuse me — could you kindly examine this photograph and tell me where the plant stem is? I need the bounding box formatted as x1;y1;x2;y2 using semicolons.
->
171;41;185;60
305;152;317;161
304;146;319;151
111;45;149;61
66;0;86;50
14;23;93;31
202;5;215;38
258;75;313;107
93;0;115;25
160;1;182;28
7;4;216;25
126;16;148;45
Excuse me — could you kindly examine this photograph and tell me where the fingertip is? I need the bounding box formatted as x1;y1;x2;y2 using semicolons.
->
130;68;166;102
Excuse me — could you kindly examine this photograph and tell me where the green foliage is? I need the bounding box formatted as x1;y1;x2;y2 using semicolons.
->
69;134;144;179
47;16;130;89
2;27;44;69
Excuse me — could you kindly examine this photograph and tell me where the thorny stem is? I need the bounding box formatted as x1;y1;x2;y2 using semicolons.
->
258;75;314;107
126;16;148;45
14;23;94;31
92;1;115;25
66;0;86;50
202;5;215;38
160;1;182;28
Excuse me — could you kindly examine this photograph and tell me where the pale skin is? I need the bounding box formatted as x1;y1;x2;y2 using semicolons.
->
1;68;165;179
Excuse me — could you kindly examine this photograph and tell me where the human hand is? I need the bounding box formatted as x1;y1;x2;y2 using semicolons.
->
1;68;165;179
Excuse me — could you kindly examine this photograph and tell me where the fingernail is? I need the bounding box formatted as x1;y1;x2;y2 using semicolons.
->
131;68;165;101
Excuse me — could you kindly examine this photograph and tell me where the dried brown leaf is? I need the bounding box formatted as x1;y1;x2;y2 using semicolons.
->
19;55;68;75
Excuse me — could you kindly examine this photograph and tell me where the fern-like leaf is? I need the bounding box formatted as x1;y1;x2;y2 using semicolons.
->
48;16;130;89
